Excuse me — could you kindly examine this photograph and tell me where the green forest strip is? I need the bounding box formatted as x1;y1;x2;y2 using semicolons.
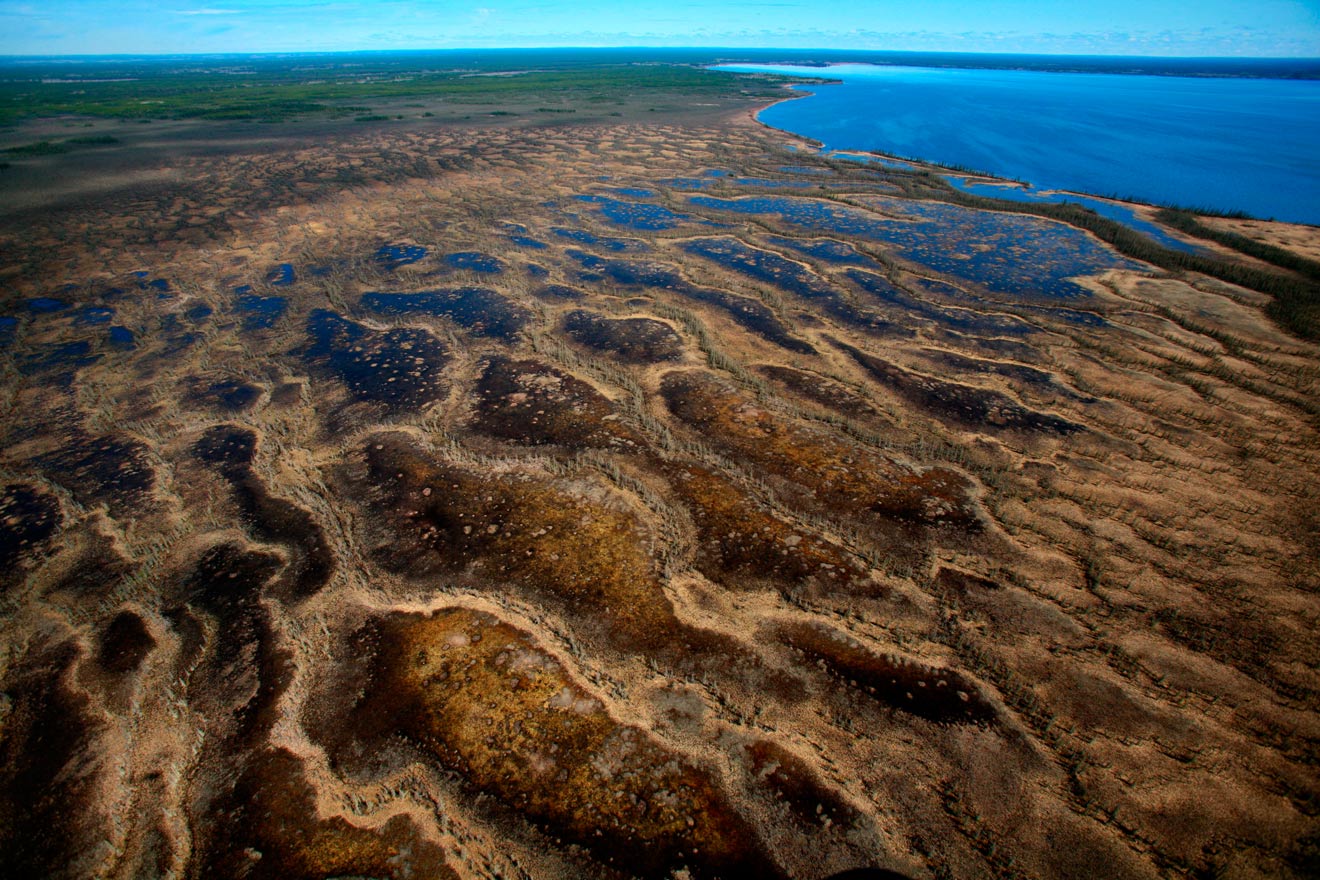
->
0;65;790;124
929;183;1320;344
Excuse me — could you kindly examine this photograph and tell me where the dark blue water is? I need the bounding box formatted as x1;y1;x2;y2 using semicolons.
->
944;178;1201;252
108;326;136;349
689;194;1143;298
304;310;450;409
235;294;288;330
564;249;815;352
683;236;909;336
445;252;505;273
765;236;880;267
131;272;171;293
827;153;917;171
683;237;835;299
185;303;213;323
265;263;296;286
551;227;651;253
20;341;100;375
849;269;1041;336
609;187;658;198
26;297;69;314
361;289;529;340
659;176;714;191
573;195;693;230
717;63;1320;225
375;243;428;269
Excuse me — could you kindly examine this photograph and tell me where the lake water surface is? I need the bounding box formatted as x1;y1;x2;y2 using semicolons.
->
717;63;1320;225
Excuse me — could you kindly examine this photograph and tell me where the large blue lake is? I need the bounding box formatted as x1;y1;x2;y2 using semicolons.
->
716;63;1320;225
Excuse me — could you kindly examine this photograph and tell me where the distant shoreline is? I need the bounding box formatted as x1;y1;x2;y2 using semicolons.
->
3;47;1318;80
707;52;1320;81
718;61;1320;226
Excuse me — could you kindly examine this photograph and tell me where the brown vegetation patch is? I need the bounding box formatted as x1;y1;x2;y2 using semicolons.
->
182;374;262;411
170;541;297;756
35;430;155;517
0;482;61;587
96;609;155;675
344;607;783;879
871;468;983;528
755;364;882;420
173;540;281;623
471;355;644;449
779;622;996;725
744;739;859;829
352;433;679;649
193;425;333;598
191;423;256;475
562;310;684;363
0;640;112;878
193;748;455;880
45;516;132;600
661;370;980;531
1154;606;1309;702
348;435;787;690
533;283;586;301
837;341;1081;435
916;348;1085;401
933;566;1000;598
664;462;875;598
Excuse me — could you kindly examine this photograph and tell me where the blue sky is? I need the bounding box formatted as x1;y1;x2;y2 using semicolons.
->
2;0;1318;57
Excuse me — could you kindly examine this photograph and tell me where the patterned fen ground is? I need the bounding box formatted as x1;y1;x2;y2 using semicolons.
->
1;110;1319;880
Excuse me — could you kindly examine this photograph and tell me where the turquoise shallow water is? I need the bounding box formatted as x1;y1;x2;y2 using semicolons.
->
717;63;1320;225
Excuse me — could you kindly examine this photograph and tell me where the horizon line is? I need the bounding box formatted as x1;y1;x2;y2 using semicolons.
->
2;46;1319;62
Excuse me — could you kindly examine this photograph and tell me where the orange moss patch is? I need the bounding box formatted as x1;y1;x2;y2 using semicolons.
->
661;370;980;530
354;607;783;879
664;461;877;598
197;748;456;880
354;432;678;649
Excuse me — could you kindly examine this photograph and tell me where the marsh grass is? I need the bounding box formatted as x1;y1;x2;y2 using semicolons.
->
933;181;1320;342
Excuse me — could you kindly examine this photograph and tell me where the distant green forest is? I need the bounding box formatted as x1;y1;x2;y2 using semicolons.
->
0;53;801;124
3;47;1312;127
